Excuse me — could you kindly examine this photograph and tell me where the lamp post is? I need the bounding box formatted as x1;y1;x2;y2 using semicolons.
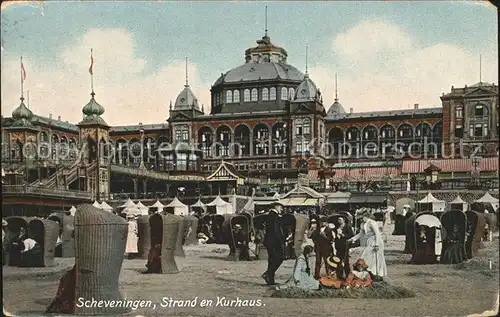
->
471;156;481;188
139;124;145;170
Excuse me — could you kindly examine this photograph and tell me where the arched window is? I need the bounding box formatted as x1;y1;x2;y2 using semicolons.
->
288;88;295;100
262;88;269;101
226;90;233;103
251;88;258;101
303;118;311;134
243;89;250;102
281;87;288;100
269;87;277;100
233;90;240;103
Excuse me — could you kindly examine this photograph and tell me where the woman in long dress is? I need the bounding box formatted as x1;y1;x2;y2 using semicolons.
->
125;215;138;258
277;245;320;291
348;209;387;277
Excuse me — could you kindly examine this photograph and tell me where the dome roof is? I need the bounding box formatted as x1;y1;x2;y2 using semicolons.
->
82;92;105;117
174;85;199;110
213;35;304;86
293;74;318;101
12;98;33;121
327;98;346;117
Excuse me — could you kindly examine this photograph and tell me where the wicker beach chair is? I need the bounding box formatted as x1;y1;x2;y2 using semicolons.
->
440;209;467;264
174;215;188;257
74;204;130;315
27;218;59;267
148;213;181;274
137;215;151;259
48;212;75;258
5;216;32;266
223;214;250;261
184;215;199;246
465;210;487;259
281;214;310;258
253;213;268;260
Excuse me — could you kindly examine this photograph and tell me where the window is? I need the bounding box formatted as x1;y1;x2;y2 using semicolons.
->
243;89;250;102
216;93;220;105
288;88;295;100
182;130;189;141
175;130;182;141
474;123;482;137
251;88;258;101
296;141;302;153
233;90;240;103
454;125;463;138
475;105;484;117
226;90;233;103
269;87;277;100
303;119;311;134
281;87;288;100
177;153;187;171
295;119;303;135
455;106;463;118
483;123;489;137
262;88;269;101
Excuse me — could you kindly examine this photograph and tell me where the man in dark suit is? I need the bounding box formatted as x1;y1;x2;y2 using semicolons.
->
262;202;285;285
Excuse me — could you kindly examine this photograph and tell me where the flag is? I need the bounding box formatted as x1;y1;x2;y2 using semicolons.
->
89;50;94;75
21;61;26;82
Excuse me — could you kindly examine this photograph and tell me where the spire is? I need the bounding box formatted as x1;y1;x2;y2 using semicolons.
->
335;73;338;102
305;45;309;76
89;48;94;95
265;6;268;37
185;57;189;87
479;54;482;85
27;90;30;109
20;56;26;102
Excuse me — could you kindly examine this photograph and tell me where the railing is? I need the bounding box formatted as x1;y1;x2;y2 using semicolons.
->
110;164;204;181
2;185;93;199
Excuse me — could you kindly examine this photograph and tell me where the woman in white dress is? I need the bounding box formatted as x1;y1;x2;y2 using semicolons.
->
348;209;387;277
125;215;139;258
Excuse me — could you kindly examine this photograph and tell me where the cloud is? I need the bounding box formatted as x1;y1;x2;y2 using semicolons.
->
312;20;498;112
1;28;210;125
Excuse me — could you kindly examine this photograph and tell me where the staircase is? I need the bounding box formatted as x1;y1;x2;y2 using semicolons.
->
31;162;98;189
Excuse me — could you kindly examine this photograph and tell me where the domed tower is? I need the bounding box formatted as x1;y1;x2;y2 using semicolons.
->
326;74;346;118
7;95;39;162
76;49;111;200
168;58;203;145
210;33;304;115
289;55;327;172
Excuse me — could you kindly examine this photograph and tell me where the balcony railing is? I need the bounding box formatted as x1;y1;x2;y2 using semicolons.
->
2;185;93;199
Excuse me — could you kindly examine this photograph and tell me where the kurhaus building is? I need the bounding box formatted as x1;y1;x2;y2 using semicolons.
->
1;31;499;197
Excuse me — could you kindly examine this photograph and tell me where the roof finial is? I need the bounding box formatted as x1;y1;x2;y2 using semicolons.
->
305;45;309;75
335;73;338;101
185;57;189;87
265;6;268;37
20;56;26;101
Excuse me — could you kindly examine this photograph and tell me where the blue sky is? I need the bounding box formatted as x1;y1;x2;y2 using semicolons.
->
1;1;497;125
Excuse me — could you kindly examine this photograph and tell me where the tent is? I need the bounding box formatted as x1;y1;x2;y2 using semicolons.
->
450;196;468;212
100;201;114;212
135;201;150;215
150;200;165;214
474;193;499;211
207;196;234;215
92;201;102;209
418;193;446;212
119;198;136;209
166;197;189;216
69;206;77;216
191;199;207;212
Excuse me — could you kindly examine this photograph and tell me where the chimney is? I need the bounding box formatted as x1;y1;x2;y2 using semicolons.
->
57;116;61;121
349;108;353;114
414;103;419;109
49;113;52;119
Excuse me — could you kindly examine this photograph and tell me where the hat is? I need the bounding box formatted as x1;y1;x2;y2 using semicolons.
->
234;224;242;229
2;219;7;227
326;255;342;269
355;208;372;220
353;258;369;270
126;214;135;219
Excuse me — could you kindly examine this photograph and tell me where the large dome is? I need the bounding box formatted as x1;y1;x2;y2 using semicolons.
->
213;35;304;86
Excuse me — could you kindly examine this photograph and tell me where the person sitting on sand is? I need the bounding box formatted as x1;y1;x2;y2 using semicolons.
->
342;259;373;288
319;255;344;289
277;245;320;291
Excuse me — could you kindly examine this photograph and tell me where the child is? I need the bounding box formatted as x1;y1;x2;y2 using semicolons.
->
342;258;373;288
319;255;343;289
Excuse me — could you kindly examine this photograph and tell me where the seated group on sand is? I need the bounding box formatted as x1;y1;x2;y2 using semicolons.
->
277;245;374;291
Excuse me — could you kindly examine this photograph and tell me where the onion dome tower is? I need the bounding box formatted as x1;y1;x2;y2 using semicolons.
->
326;73;346;118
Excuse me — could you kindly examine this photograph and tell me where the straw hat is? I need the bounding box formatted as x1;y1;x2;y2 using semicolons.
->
2;219;7;227
355;208;372;220
353;258;369;270
326;255;342;269
234;224;242;229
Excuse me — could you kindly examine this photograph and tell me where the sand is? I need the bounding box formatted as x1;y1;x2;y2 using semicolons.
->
3;223;499;317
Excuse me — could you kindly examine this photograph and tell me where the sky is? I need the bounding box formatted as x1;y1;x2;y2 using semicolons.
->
1;1;498;125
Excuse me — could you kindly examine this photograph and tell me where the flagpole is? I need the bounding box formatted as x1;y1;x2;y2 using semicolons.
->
20;56;24;99
90;48;94;94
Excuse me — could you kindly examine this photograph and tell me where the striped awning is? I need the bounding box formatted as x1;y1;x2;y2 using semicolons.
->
280;197;318;206
331;167;401;180
402;157;498;174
